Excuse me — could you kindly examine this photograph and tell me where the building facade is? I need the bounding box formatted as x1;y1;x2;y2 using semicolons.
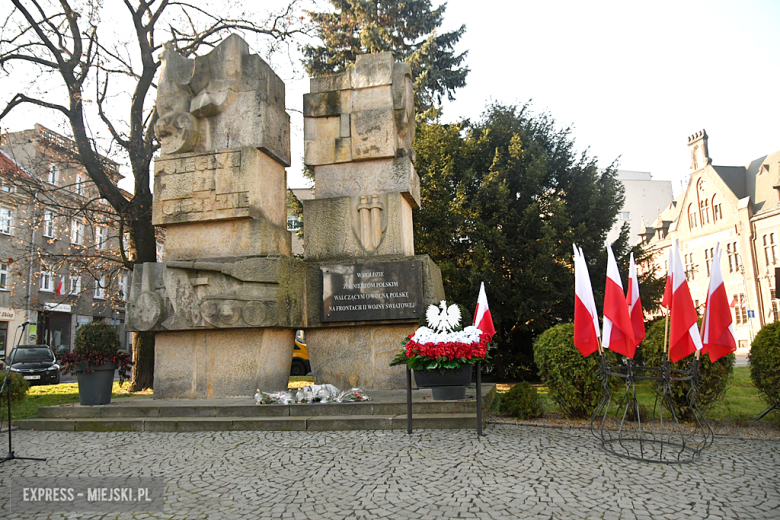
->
0;124;131;356
641;130;780;351
607;170;674;246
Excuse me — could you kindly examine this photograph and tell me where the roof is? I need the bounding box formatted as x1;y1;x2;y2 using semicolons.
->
0;147;33;180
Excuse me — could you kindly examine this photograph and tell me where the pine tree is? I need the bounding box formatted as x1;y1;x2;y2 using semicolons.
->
302;0;469;114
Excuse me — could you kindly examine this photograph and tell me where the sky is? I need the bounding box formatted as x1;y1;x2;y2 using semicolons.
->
287;0;780;194
2;0;778;197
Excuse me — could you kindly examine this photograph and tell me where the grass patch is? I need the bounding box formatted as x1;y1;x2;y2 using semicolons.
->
3;381;150;422
493;367;772;423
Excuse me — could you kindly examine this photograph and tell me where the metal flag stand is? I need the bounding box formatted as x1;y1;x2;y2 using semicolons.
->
590;351;713;464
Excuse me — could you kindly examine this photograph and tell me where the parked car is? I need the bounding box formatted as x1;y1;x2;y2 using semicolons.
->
7;344;61;385
291;330;311;376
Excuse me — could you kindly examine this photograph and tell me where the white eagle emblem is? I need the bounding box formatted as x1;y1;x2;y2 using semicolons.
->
426;300;462;333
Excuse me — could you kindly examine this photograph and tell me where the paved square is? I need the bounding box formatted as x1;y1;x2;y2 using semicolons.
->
1;425;778;519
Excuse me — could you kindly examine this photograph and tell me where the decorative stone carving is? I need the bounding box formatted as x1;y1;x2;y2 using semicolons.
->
154;34;290;166
351;194;387;252
126;256;306;332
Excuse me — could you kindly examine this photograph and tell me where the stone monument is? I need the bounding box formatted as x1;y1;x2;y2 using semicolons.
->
126;35;304;398
301;52;444;390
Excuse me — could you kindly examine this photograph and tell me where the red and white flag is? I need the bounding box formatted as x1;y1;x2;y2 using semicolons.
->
602;242;636;358
55;276;64;296
662;246;675;310
473;282;495;339
668;239;703;362
701;244;737;362
572;244;600;357
627;252;646;347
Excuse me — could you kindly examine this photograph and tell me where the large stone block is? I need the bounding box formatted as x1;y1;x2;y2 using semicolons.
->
351;85;393;112
350;52;394;89
310;71;351;94
163;218;291;261
155;34;290;166
154;328;293;398
305;324;413;390
350;108;397;160
126;255;306;332
303;194;414;261
314;156;420;208
153;147;287;227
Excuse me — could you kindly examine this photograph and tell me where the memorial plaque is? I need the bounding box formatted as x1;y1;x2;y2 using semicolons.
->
321;260;423;322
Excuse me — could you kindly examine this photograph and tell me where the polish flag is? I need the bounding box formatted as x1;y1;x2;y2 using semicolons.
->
627;252;646;347
602;242;636;358
668;239;703;362
572;244;600;357
662;246;675;310
473;282;495;339
55;277;64;296
701;244;737;362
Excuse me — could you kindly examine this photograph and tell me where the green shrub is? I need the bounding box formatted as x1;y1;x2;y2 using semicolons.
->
499;382;544;419
749;321;780;407
5;371;31;403
640;319;734;419
74;321;121;356
534;323;613;418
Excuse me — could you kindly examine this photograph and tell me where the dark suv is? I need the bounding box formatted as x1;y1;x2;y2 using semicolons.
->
7;345;60;385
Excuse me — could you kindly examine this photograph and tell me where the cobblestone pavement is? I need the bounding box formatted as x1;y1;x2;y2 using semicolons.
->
1;424;778;519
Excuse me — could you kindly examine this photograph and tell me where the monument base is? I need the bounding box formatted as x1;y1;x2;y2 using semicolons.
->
307;324;417;390
154;328;293;398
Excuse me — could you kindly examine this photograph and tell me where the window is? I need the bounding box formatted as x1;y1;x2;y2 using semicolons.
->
618;212;630;221
287;216;302;231
684;252;696;281
47;164;59;185
69;274;81;295
1;183;16;193
0;207;13;235
688;205;698;229
95;225;107;250
733;293;748;325
70;219;84;245
43;210;55;238
0;263;9;290
763;233;778;266
40;264;54;292
118;270;129;301
75;173;85;196
699;199;710;225
93;275;107;300
704;247;714;277
727;241;741;273
772;289;780;323
712;197;722;221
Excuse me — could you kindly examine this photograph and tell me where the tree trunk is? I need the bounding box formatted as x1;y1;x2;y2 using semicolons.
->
129;330;155;391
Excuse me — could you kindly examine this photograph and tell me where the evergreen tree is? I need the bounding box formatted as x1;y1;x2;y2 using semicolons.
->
302;0;469;114
413;103;657;379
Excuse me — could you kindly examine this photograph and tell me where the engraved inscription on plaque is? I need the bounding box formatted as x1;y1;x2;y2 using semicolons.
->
321;260;423;322
153;150;250;225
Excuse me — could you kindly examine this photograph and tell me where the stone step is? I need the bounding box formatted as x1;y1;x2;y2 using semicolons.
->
16;413;480;432
34;400;481;419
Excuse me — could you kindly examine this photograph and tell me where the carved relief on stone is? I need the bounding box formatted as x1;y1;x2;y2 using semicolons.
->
152;34;290;165
350;194;387;253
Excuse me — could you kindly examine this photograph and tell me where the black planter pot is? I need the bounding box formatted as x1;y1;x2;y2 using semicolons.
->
413;365;473;400
75;362;116;406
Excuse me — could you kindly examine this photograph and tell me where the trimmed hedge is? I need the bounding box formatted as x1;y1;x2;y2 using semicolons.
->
749;321;780;407
640;319;734;419
534;323;612;418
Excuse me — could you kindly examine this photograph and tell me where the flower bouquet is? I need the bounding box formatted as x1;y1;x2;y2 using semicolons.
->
390;301;490;372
